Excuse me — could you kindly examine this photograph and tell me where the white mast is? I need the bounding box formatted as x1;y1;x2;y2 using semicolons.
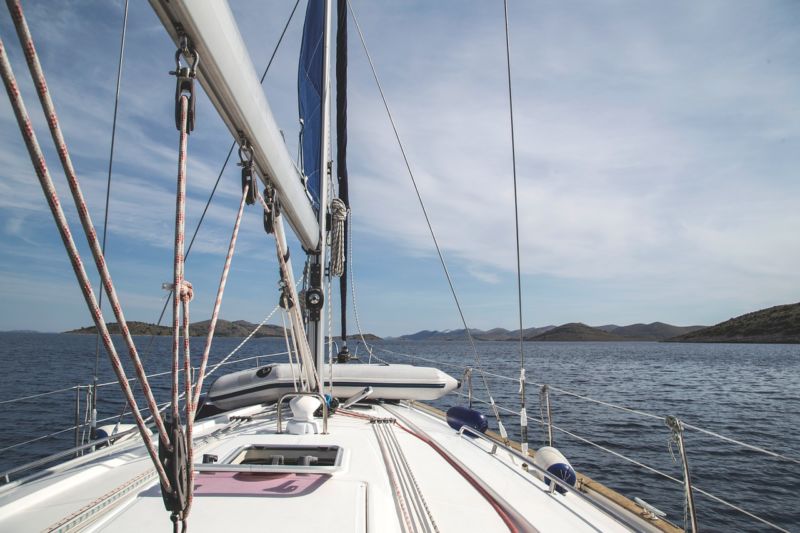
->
308;0;333;378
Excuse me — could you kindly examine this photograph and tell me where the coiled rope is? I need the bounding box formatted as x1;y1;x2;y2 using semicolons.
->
330;197;348;277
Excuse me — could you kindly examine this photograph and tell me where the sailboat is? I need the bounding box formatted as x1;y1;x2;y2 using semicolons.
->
1;1;792;532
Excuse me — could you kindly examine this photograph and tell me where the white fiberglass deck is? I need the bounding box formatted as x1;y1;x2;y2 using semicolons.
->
0;401;665;532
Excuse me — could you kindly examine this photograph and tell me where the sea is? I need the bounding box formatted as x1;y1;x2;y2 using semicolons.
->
0;332;797;532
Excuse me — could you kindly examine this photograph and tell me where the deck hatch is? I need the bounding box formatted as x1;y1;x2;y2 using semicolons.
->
228;445;342;467
195;444;346;475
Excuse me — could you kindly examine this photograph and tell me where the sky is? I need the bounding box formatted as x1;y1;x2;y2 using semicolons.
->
0;1;798;337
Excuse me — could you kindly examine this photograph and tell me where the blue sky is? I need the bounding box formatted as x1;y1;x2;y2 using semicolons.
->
0;1;798;336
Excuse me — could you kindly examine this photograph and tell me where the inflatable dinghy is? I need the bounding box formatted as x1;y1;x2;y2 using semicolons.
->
207;363;459;411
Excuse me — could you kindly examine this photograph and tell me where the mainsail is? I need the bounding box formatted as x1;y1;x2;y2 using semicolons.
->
298;0;325;210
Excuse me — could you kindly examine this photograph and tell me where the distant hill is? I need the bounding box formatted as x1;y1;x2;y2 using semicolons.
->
478;326;555;341
395;322;705;342
666;303;800;344
395;326;556;342
68;319;285;338
396;329;485;341
517;326;557;340
68;321;172;336
331;334;383;342
67;320;382;340
529;323;627;342
610;322;705;341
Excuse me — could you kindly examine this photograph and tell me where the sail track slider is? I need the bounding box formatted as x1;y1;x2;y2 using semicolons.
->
169;34;198;132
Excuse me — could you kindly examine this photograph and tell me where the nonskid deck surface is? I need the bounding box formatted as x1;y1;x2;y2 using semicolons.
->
0;402;660;532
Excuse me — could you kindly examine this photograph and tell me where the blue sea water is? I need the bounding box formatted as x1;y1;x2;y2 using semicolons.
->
0;332;797;531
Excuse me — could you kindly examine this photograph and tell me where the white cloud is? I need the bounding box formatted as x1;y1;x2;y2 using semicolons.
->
1;1;798;333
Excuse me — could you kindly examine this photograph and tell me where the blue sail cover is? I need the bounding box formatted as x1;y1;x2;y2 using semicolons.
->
298;0;325;211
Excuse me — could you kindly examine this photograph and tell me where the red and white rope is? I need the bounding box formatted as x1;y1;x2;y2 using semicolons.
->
0;34;171;492
171;95;190;425
5;0;171;446
191;185;249;415
170;94;194;519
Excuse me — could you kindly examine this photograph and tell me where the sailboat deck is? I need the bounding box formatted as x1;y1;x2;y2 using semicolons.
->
0;402;667;532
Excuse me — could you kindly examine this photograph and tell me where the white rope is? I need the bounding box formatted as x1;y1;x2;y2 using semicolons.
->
387;424;440;533
347;0;507;436
263;192;320;391
0;385;80;405
380;422;440;532
681;422;800;466
379;347;800;466
287;308;309;391
347;210;375;360
330;198;347;277
0;403;165;454
203;305;282;379
462;392;789;532
327;269;335;395
281;311;300;392
94;352;289;388
373;423;415;532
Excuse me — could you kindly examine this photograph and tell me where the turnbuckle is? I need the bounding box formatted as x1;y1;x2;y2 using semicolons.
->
169;35;199;132
237;140;257;205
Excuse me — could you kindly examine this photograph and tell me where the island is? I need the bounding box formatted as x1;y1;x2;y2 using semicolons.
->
665;303;800;344
67;319;381;340
395;322;704;342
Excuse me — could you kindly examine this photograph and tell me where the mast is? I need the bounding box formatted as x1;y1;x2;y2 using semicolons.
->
307;0;333;378
335;0;350;361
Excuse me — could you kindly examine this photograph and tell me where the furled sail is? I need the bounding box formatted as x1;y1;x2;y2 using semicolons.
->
298;0;325;210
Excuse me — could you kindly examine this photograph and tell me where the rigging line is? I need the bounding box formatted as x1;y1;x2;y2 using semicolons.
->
502;0;528;451
387;347;800;470
548;416;788;532
0;405;166;456
116;0;302;426
347;210;375;359
202;299;287;380
142;0;303;358
95;352;290;388
680;422;800;467
94;0;130;380
0;385;80;405
190;184;249;415
347;0;507;436
1;10;170;489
